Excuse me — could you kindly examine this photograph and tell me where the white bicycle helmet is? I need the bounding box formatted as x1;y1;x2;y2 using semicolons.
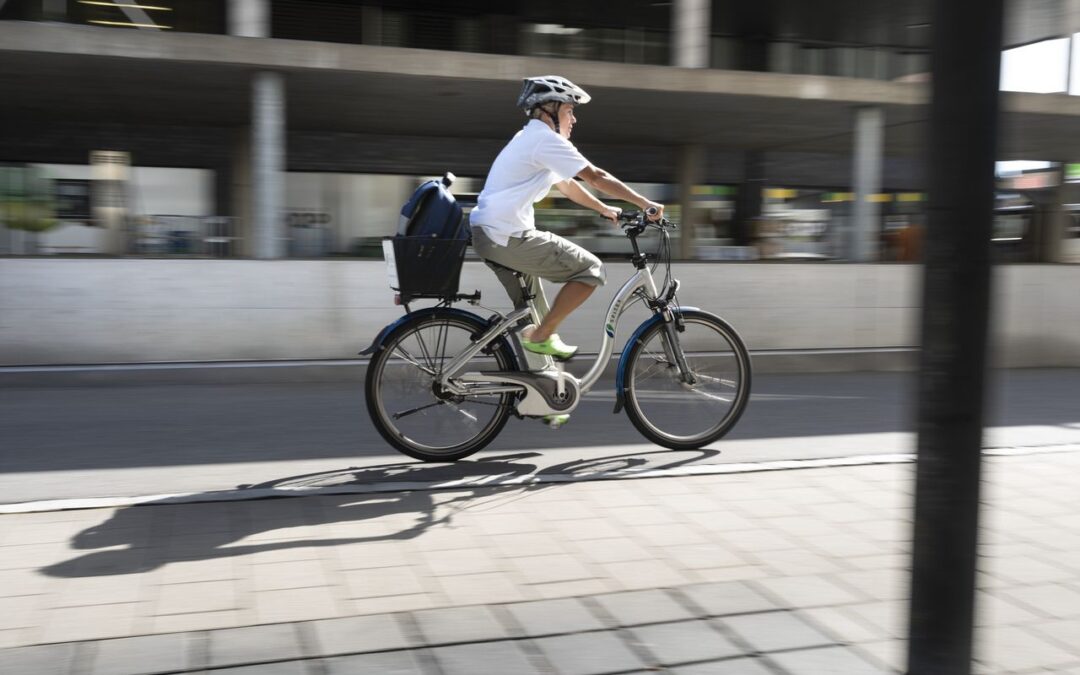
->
517;76;591;113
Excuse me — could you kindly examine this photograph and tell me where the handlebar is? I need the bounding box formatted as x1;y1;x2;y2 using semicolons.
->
617;209;677;231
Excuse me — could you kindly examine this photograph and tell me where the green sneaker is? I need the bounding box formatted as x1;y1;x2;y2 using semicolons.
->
541;414;570;429
521;333;578;361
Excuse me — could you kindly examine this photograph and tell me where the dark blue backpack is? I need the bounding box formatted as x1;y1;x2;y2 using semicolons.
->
397;173;466;241
390;172;468;302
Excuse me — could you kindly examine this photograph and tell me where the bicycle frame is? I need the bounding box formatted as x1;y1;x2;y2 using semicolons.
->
437;264;663;397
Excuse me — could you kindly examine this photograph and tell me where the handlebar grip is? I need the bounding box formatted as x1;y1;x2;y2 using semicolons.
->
645;206;659;218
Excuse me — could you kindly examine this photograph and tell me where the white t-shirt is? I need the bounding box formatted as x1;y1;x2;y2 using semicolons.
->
470;120;589;246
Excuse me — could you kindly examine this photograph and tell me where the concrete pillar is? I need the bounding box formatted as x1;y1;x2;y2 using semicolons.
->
673;0;710;68
732;152;763;247
677;144;705;260
251;71;285;259
229;0;269;38
851;106;884;262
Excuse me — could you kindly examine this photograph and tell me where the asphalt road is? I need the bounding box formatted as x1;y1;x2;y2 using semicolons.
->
2;369;1079;505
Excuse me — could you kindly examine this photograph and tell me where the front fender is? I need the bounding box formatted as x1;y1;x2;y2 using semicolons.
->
612;306;701;413
358;307;492;356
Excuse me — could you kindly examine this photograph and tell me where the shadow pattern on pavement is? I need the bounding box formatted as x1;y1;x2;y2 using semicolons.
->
42;449;719;579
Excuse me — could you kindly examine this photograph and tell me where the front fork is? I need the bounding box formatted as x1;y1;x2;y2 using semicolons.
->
659;308;698;386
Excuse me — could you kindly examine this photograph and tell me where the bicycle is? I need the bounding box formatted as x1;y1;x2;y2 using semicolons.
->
361;209;752;462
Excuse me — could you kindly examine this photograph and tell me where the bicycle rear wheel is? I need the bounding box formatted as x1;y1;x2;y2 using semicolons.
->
365;311;518;462
622;310;751;450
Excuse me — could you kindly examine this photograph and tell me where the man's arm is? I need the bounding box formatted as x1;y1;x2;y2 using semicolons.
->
555;178;622;222
576;165;663;218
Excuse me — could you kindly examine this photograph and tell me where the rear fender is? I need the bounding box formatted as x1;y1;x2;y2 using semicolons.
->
359;308;515;367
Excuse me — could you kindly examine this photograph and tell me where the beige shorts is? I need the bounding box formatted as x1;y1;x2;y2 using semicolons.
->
471;226;606;313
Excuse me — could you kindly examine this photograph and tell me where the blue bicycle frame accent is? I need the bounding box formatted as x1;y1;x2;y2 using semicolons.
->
612;306;701;413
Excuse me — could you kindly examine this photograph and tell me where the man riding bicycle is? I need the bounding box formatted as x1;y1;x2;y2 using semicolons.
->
470;76;665;368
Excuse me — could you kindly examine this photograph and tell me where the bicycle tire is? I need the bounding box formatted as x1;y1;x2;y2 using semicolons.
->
622;310;752;450
365;310;518;462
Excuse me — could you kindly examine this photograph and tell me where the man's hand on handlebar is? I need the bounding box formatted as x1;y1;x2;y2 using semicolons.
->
643;201;664;221
599;205;622;223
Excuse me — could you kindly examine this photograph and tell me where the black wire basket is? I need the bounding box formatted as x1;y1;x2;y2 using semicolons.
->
384;236;468;303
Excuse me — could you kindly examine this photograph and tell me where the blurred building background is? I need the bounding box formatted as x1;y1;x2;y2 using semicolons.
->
1;0;1080;263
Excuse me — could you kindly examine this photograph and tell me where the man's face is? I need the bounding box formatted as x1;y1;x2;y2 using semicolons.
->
558;104;577;139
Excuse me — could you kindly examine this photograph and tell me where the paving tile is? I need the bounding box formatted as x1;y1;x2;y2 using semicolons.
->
1029;618;1080;652
207;623;304;669
798;606;891;643
662;543;747;570
437;572;529;605
609;506;677;527
974;624;1079;672
152;609;248;634
511;554;593;585
768;645;892;674
343;567;426;599
352;593;444;616
999;583;1080;620
599;559;690;590
553;518;627;541
628;619;742;665
323;650;427;674
421;548;501;577
430;640;541;675
0;595;44;630
156;580;238;615
670;656;774;674
534;631;647;675
753;574;867;608
529;578;615;600
89;632;195;675
831;569;909;602
413;605;510;645
251;560;328;592
334;542;414;571
678;581;778;616
986;555;1075;585
255;586;344;624
691;565;771;584
974;590;1041;627
757;548;848;577
591;589;697;626
490;532;567;558
572;538;654;564
632;524;708;547
209;661;309;674
504;598;605;637
842;601;907;640
39;602;139;643
721;611;835;653
0;642;76;675
852;639;906;673
307;613;415;656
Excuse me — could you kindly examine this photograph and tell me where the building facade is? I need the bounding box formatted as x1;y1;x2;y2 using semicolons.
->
2;0;1080;262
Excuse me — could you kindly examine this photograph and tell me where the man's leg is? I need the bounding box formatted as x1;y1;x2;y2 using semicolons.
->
529;281;595;342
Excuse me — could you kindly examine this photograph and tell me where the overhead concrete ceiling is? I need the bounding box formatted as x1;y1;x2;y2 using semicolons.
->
1;22;1079;164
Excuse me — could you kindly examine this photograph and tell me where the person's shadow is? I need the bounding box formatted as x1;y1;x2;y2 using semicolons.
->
42;449;719;579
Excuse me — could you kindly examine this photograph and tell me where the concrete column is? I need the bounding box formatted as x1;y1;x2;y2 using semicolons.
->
251;71;285;259
851;106;884;262
229;0;269;38
672;0;710;68
732;152;764;247
677;144;705;260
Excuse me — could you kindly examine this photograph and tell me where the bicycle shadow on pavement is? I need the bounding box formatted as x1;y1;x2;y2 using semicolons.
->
41;449;718;579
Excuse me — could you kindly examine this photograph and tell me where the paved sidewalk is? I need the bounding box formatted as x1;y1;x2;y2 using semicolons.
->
1;450;1079;674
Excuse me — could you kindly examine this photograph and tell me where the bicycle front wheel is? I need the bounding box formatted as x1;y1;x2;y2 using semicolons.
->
365;311;518;462
622;310;751;450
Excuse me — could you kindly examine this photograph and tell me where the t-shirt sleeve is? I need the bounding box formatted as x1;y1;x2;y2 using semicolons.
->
533;135;589;181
